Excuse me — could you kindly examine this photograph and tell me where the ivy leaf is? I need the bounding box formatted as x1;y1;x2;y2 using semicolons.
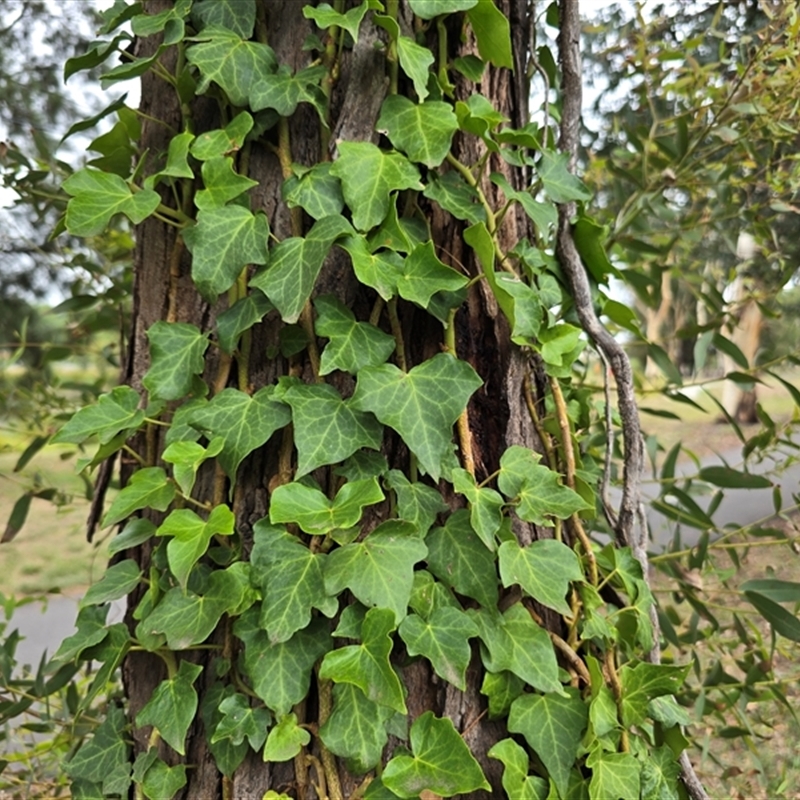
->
190;112;253;161
136;660;203;756
466;0;513;69
201;685;249;777
188;386;291;480
211;692;271;751
377;96;458;168
315;294;395;376
498;539;583;615
156;504;235;588
250;215;352;323
81;560;142;608
385;470;447;536
235;610;332;716
351;353;482;481
620;662;689;727
488;738;549;800
397;241;468;309
216;292;273;355
263;713;310;762
480;671;524;719
102;467;175;528
142;321;209;401
330;142;421;231
251;64;326;116
397;36;434;102
508;688;589;798
409;571;461;620
398;607;478;690
140;566;246;650
283;162;344;220
320;607;406;714
320;683;392;775
52;386;144;445
133;750;187;800
63;168;160;236
194;156;258;210
382;711;489;798
52;605;109;663
64;706;130;796
186;26;278;107
270;478;384;535
423;172;486;225
279;380;383;477
640;746;681;800
587;751;641;800
538;323;585;368
324;520;426;624
182;206;269;301
192;0;256;38
426;510;498;609
409;0;477;19
471;604;562;694
338;234;404;300
303;1;372;43
251;521;333;644
451;468;504;549
538;150;592;203
162;437;224;496
493;273;543;343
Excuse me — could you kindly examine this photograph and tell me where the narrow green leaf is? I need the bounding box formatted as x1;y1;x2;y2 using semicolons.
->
740;579;800;604
745;591;800;642
698;466;772;489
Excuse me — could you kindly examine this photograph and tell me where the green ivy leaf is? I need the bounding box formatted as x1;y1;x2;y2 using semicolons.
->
186;26;278;107
80;560;142;608
211;692;271;751
320;607;406;714
498;539;583;615
250;521;334;644
216;292;273;354
133;750;188;800
471;604;562;694
279;380;383;477
102;466;175;528
132;0;190;39
188;386;291;480
63;168;160;236
162;437;224;496
142;321;209;401
263;713;310;762
64;706;130;796
320;682;392;774
156;504;235;588
201;684;249;777
426;510;498;608
251;64;326;116
192;0;256;38
235;610;332;716
330;142;421;231
538;323;585;368
480;670;524;718
382;711;489;797
303;1;372;43
409;0;477;19
587;751;641;800
377;96;458;168
270;478;384;535
190;112;253;161
194;156;258;210
52;386;144;445
538;150;592;203
351;353;481;481
324;520;426;624
620;662;689;727
283;162;344;220
493;273;543;343
250;214;352;323
466;0;513;69
385;470;447;536
182;206;269;301
396;241;468;309
136;660;203;756
315;294;395;376
488;738;549;800
451;468;504;549
338;234;404;300
423;172;486;225
397;36;435;102
399;607;478;690
52;605;109;664
508;688;588;798
640;746;681;800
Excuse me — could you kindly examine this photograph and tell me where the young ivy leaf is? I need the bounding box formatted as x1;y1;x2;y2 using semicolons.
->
338;235;404;301
189;112;254;161
324;520;426;624
488;739;549;800
283;162;344;220
319;607;407;714
269;478;384;536
263;713;311;763
278;380;383;477
162;437;224;496
397;36;434;102
330;142;421;231
408;0;478;19
385;470;448;537
350;352;482;481
250;64;326;117
135;755;188;800
142;321;209;401
102;467;175;528
52;385;144;445
382;711;490;798
80;560;142;609
135;660;203;756
194;156;258;210
303;1;373;43
377;96;458;168
182;206;269;301
250;214;353;323
450;468;504;549
216;292;274;355
423;172;486;225
466;0;513;69
211;692;271;751
396;241;468;310
187;386;291;481
314;294;396;376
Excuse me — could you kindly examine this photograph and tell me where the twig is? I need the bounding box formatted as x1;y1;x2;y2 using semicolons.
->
597;347;619;530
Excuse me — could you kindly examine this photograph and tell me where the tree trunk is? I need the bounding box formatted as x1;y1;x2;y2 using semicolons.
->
122;2;540;796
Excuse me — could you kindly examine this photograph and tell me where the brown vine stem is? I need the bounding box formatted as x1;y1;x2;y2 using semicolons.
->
316;674;343;800
446;308;476;477
604;648;629;753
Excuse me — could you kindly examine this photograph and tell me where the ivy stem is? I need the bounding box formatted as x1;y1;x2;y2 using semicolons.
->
293;699;309;795
436;17;454;96
316;674;343;800
605;648;629;753
156;649;177;678
446;307;476;477
386;0;399;95
387;297;407;373
165;235;184;324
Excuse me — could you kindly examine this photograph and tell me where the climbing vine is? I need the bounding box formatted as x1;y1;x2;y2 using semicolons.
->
33;0;707;798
